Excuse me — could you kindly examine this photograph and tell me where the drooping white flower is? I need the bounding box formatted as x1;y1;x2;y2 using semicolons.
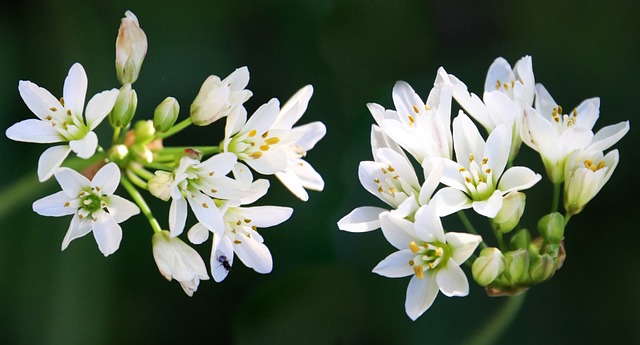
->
190;67;252;126
431;113;541;218
373;205;481;320
370;68;454;163
223;86;326;201
563;149;619;215
6;63;119;181
152;230;209;296
521;83;629;182
449;56;535;161
32;162;139;256
188;201;293;282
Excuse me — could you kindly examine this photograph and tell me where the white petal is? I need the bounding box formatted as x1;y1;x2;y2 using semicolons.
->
32;191;76;217
243;98;280;135
337;206;386;232
61;213;92;250
450;74;493;131
291;121;326;150
435;260;469;297
419;157;444;204
413;205;445;243
472;190;503;218
405;273;439;321
440;159;467;191
186;191;225;233
521;107;558;159
274;85;313;130
211;234;234;282
392;81;424;120
484;57;514;93
69;131;98;159
18;80;62;120
534;83;558;119
54;166;90;197
445;232;482;264
198;152;238;177
63;63;88;119
484;123;511;181
573;97;600;130
38;145;72;182
429;187;472;217
233;236;272;273
85;89;119;129
169;197;188;237
588;121;630;152
376;148;420;188
92;213;123;256
105;195;140;223
497;166;541;194
245;149;288;175
187;223;210;245
559;127;593;153
372;249;415;278
379;212;416;250
5;119;64;143
452;112;484;169
91;162;121;195
239;206;293;228
275;170;309;201
379;119;424;162
224;66;250;90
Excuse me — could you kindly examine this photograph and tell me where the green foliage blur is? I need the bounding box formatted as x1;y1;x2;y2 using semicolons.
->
1;1;638;344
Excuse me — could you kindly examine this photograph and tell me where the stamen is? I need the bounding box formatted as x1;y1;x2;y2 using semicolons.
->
210;189;217;193
236;220;242;226
469;153;474;162
373;178;380;184
482;157;488;165
244;219;251;223
597;161;605;170
387;166;395;172
413;266;424;279
209;171;214;176
260;145;270;151
66;109;72;116
49;107;57;112
412;105;419;113
265;137;280;145
248;129;257;137
249;151;263;159
202;203;209;208
261;131;269;138
495;80;501;90
409;241;420;253
435;247;443;257
409;259;415;266
234;240;242;244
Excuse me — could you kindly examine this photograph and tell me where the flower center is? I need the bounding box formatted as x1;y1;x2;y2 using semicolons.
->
550;105;578;131
45;104;88;141
373;164;417;206
583;159;605;172
224;211;256;245
228;129;282;160
77;188;108;218
458;154;495;200
408;241;450;279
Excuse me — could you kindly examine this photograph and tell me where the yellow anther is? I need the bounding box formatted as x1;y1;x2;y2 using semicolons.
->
412;105;419;113
64;202;70;207
244;219;251;223
414;266;424;279
210;189;217;193
248;129;257;137
381;168;387;174
482;157;488;164
485;168;491;174
202;203;209;208
387;166;395;172
251;225;257;230
511;80;515;88
458;167;466;172
495;80;501;90
236;220;242;226
66;109;72;116
583;159;593;168
424;105;431;111
209;171;214;176
597;161;605;170
557;105;563;114
49;107;57;112
572;108;578;117
265;137;280;145
428;262;435;269
503;83;509;90
95;187;101;192
392;175;399;180
59;97;65;105
465;177;472;183
260;145;270;151
409;241;420;253
469;153;474;162
249;151;263;159
234;240;242;244
79;214;84;219
435;247;443;257
261;131;269;138
388;188;397;194
374;178;380;184
408;115;415;124
377;186;383;193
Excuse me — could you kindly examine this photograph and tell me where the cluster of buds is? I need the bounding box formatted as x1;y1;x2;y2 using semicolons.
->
5;11;326;296
339;55;629;320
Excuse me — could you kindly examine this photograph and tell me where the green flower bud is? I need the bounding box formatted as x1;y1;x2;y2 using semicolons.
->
510;228;531;250
504;249;530;284
472;248;505;286
134;120;156;144
529;254;555;283
108;144;130;167
109;83;138;128
148;171;173;201
538;212;565;244
492;192;526;233
153;97;180;133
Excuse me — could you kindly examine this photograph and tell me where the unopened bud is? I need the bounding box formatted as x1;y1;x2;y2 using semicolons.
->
109;83;138;128
492;192;526;233
472;247;505;286
510;228;531;250
153;97;180;132
148;171;174;201
538;212;565;244
529;254;555;283
190;67;252;126
504;249;530;284
134;120;156;144
116;11;147;85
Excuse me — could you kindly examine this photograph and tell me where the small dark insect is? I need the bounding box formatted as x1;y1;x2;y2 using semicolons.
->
217;255;231;271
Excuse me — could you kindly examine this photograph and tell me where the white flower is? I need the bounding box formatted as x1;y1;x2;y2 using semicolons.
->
32;162;139;256
373;205;481;320
370;67;454;163
338;125;444;232
431;113;541;218
6;63;119;181
190;67;252;126
564;149;619;215
449;56;535;161
188;201;293;282
115;10;148;85
223;86;326;201
521;84;629;182
152;230;209;297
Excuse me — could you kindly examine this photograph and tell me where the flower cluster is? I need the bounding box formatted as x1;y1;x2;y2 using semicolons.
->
6;11;325;296
338;56;629;320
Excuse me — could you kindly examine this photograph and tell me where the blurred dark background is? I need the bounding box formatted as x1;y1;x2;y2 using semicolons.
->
1;0;638;344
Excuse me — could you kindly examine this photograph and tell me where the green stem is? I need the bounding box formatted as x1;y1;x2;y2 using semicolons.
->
141;161;175;171
462;293;526;345
494;227;506;251
126;169;149;189
158;146;220;156
458;211;488;249
564;213;572;226
112;126;122;144
156;118;192;139
551;182;561;213
129;163;155;181
120;176;162;233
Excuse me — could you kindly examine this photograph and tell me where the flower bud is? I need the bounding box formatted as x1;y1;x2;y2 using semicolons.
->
503;249;530;284
492;192;526;233
472;247;505;286
153;97;180;133
190;67;252;126
133;120;156;144
152;230;209;297
510;228;531;250
563;149;620;215
148;171;173;201
116;11;147;85
538;212;565;244
108;144;130;166
109;83;138;128
529;254;555;283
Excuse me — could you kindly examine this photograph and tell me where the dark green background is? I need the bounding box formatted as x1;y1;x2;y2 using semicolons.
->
1;1;638;344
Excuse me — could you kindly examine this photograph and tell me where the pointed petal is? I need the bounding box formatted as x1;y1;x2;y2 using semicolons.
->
430;187;472;217
211;234;234;282
224;66;250;90
61;213;92;250
405;273;439;321
233;236;272;273
198;152;238;177
274;85;313;130
440;158;467;191
32;191;76;217
380;212;416;250
169;197;187;237
452;112;484;169
498;166;541;193
91;162;121;195
337;206;386;232
419;157;444;204
275;170;309;201
291;121;326;150
372;249;415;278
186;191;225;233
38;145;72;182
243;98;280;135
5;119;64;143
472;190;503;218
54;166;89;197
18;80;62;120
435;260;469;297
573;97;600;130
414;205;445;243
450;74;493;130
392;81;424;119
105;195;139;223
63;63;88;119
240;206;293;228
588;121;630;152
85;89;119;129
69;131;98;159
484;57;514;93
534;83;558;119
445;232;482;263
92;213;123;256
484;123;511;181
